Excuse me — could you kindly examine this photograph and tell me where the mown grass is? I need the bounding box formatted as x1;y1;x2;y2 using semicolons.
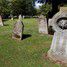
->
0;18;62;67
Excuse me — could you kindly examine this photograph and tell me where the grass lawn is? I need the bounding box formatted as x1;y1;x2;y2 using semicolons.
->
0;18;63;67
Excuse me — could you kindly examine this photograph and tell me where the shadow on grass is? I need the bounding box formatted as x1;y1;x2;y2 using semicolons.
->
3;19;10;22
3;19;10;26
4;24;9;26
22;34;31;40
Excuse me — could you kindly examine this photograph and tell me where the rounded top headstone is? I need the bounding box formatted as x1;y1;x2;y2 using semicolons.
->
52;11;67;32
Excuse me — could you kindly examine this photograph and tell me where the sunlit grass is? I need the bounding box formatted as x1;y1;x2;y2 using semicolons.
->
0;18;62;67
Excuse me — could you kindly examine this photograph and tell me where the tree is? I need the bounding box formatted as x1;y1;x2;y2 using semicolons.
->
11;0;36;16
39;3;51;16
0;0;10;17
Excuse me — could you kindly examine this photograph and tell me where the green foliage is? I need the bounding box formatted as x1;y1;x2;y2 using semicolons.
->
0;0;37;17
0;0;10;16
10;0;36;16
39;3;52;16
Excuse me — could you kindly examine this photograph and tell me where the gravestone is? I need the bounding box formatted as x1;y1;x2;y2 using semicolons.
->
10;14;13;20
48;19;52;26
12;20;24;40
19;15;22;20
48;18;54;35
0;15;3;26
23;15;25;19
38;15;48;34
48;8;67;63
11;17;13;20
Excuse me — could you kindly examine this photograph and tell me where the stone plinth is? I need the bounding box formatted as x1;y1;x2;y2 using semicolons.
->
12;20;24;40
48;32;67;63
38;15;48;34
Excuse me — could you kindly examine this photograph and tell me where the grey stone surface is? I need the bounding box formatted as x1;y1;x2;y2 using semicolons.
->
10;14;13;20
48;19;52;26
0;15;3;26
19;15;22;20
48;32;67;63
12;20;24;40
38;15;48;34
48;11;67;63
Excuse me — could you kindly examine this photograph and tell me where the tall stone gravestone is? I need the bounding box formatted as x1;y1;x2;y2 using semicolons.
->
38;15;48;34
12;20;24;40
48;8;67;63
0;15;3;26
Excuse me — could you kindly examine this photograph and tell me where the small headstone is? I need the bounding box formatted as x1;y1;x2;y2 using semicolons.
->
23;15;25;19
11;17;13;20
38;15;48;34
0;15;3;26
19;15;22;20
12;20;24;40
48;19;52;26
10;14;13;20
48;19;54;35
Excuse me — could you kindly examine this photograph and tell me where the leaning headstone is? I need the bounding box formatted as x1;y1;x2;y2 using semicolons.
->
0;15;3;26
38;15;48;34
48;19;52;26
12;20;24;40
48;10;67;63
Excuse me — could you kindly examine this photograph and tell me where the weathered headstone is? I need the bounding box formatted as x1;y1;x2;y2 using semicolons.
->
48;9;67;63
12;20;24;40
0;15;3;26
38;15;48;34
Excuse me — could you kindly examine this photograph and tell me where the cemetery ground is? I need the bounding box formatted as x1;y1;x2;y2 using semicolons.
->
0;18;65;67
